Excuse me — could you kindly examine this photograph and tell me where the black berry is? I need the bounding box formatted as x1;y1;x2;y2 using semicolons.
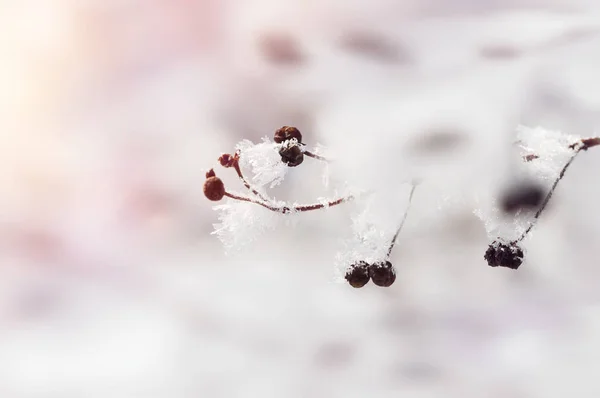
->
484;241;524;270
369;261;396;287
279;145;304;167
345;261;370;288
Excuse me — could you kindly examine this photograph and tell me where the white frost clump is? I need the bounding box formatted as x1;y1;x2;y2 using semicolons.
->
474;126;580;241
515;125;581;183
212;200;282;254
212;138;338;254
473;197;523;241
236;137;287;189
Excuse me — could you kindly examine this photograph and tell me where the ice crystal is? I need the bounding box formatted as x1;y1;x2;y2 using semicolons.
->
515;125;581;183
236;137;288;189
211;200;281;254
309;143;332;188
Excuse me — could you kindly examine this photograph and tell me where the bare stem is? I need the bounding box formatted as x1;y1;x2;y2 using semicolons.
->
386;185;417;259
303;150;330;162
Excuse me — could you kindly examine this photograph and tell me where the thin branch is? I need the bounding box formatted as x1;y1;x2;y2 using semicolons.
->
522;137;600;162
513;137;600;243
224;191;353;214
513;152;578;243
218;147;352;214
231;153;270;202
294;196;352;212
303;150;330;162
224;192;287;213
386;185;417;258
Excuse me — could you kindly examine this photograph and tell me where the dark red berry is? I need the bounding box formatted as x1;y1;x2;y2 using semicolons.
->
345;261;370;288
484;241;523;270
279;145;304;167
369;261;396;287
570;137;600;151
274;126;302;144
218;154;236;168
500;182;545;214
203;175;225;201
581;137;600;150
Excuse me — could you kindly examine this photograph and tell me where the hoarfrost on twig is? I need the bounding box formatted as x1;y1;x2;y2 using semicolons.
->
236;137;288;189
516;125;581;183
475;126;582;241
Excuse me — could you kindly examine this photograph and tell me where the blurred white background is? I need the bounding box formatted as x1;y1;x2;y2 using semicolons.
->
2;1;600;397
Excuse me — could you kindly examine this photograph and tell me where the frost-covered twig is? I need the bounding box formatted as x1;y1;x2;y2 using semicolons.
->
206;124;600;286
219;152;269;202
205;127;352;215
485;135;600;269
514;137;600;243
224;191;353;214
345;185;417;289
205;166;353;214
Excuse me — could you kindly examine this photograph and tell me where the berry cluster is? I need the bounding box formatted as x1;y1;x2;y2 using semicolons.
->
205;125;600;286
345;261;397;288
203;126;348;214
343;185;416;288
484;241;524;270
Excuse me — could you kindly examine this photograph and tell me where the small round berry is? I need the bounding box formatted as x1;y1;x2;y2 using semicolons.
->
279;145;304;167
345;261;370;288
203;176;225;201
218;154;235;168
484;241;524;269
369;261;396;287
500;182;545;214
274;126;302;144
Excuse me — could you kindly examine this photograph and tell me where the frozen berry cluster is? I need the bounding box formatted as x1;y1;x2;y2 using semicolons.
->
204;125;600;287
484;241;524;270
275;126;304;167
345;261;397;288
